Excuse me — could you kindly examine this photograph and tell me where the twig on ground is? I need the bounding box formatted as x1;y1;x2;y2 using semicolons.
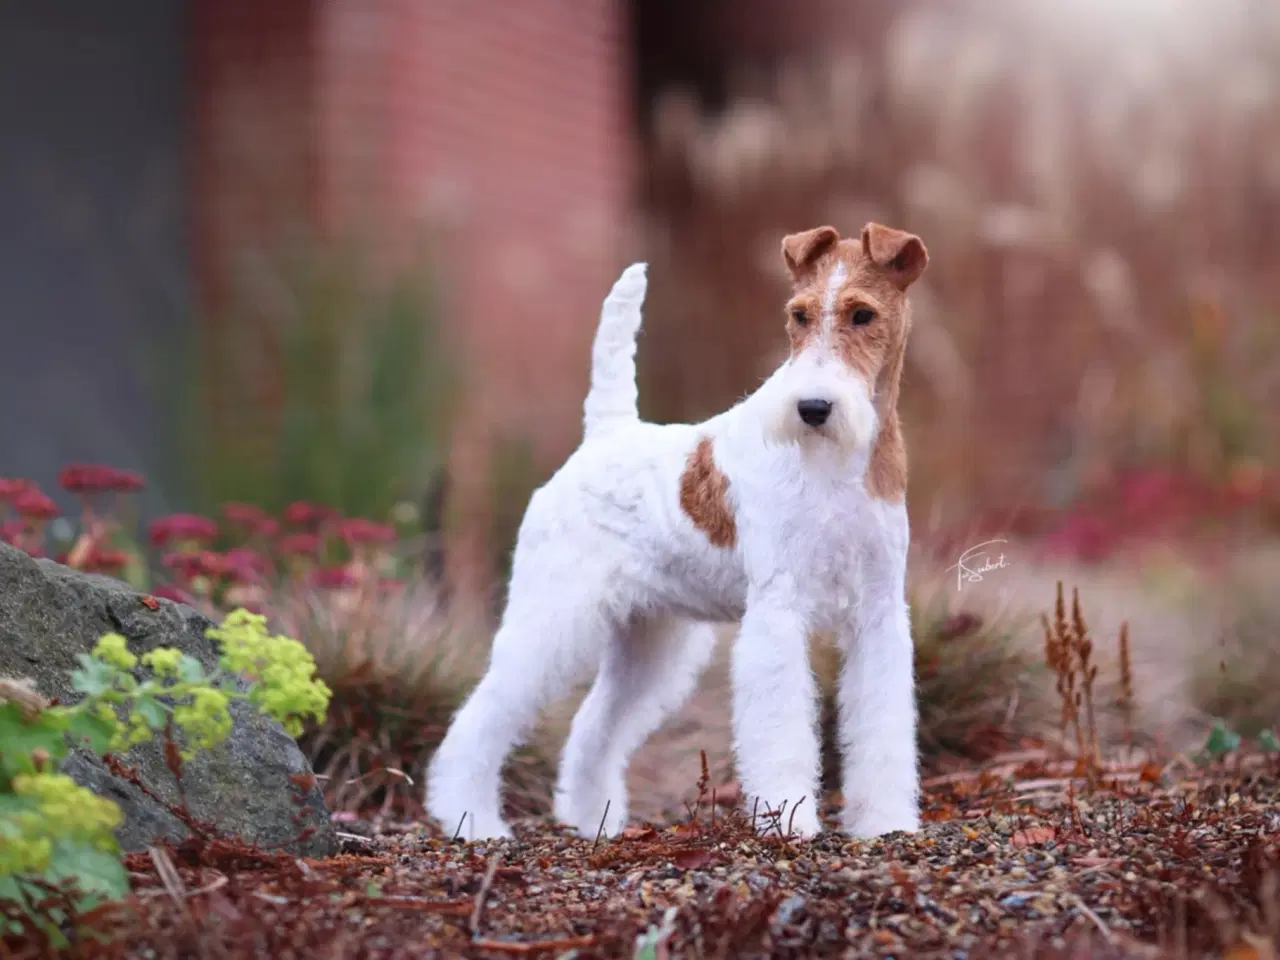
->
148;847;188;912
1069;894;1113;943
786;796;806;837
469;852;502;936
592;800;612;850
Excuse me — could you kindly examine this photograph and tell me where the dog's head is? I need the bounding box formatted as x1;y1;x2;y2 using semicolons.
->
763;222;927;470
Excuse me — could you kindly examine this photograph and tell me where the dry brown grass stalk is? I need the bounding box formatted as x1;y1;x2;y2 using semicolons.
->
1117;621;1136;750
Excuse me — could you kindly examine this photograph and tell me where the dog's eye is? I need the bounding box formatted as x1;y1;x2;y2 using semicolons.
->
850;307;876;326
791;309;809;326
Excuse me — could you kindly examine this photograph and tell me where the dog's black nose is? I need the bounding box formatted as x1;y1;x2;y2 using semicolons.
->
797;398;832;427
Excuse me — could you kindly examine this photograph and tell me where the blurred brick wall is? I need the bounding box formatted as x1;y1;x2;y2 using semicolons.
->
190;0;320;317
192;0;633;592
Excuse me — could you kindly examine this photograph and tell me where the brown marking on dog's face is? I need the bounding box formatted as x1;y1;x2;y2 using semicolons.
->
679;436;737;548
779;222;929;502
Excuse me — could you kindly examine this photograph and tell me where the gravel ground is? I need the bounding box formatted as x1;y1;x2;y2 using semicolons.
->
9;756;1280;959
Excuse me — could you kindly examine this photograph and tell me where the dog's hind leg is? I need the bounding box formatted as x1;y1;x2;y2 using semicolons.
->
425;588;610;841
554;617;718;837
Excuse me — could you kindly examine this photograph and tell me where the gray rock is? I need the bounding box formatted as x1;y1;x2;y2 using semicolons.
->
772;893;808;928
0;541;336;857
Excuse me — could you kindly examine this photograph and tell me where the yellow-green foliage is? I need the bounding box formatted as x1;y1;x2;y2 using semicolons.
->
208;609;332;737
0;609;331;940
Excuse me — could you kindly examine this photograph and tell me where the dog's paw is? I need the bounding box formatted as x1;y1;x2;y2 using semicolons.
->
552;788;627;839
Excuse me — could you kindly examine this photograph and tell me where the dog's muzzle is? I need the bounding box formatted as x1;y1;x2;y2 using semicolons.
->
796;398;833;427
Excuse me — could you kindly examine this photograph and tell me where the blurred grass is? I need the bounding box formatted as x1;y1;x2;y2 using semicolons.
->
171;237;459;522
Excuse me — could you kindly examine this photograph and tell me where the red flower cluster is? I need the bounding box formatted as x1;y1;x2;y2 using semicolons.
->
12;487;57;520
277;532;322;558
0;478;29;501
222;547;272;583
0;480;57;556
283;501;337;530
148;514;218;547
162;550;226;581
3;464;413;614
60;545;130;574
58;463;144;495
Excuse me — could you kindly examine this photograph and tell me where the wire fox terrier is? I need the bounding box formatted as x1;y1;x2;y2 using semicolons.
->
427;222;928;841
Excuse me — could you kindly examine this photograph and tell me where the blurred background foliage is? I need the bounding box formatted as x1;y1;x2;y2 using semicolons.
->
635;0;1280;535
171;238;459;524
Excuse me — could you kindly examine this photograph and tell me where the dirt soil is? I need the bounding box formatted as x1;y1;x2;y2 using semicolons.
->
11;754;1280;959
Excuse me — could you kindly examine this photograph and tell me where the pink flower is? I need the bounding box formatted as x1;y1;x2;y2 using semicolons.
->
58;463;145;495
85;548;130;574
0;519;25;544
310;566;359;589
162;550;225;581
0;478;30;502
148;514;218;547
337;518;397;547
277;532;322;558
13;488;57;520
222;548;270;584
282;501;336;530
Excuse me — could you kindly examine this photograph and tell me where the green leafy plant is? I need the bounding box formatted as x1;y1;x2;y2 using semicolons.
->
0;610;331;941
1195;718;1242;766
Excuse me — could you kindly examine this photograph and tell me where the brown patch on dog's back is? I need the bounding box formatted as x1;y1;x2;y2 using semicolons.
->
680;437;737;548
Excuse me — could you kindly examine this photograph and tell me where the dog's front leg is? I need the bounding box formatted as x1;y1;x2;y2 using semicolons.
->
731;586;822;837
837;551;920;837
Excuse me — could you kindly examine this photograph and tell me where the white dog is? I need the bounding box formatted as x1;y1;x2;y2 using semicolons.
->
426;222;928;841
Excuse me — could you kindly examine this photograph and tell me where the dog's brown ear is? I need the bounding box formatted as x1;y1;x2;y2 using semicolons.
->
861;223;928;289
781;226;840;280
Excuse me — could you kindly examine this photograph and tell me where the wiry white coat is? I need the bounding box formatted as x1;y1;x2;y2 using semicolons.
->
426;263;919;841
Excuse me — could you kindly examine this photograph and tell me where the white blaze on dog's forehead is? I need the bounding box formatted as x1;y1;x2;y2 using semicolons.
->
821;261;847;328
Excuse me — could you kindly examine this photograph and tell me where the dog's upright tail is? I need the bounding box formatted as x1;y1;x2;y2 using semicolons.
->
583;262;647;440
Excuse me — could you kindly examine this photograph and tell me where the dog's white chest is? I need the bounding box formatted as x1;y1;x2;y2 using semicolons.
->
726;450;906;629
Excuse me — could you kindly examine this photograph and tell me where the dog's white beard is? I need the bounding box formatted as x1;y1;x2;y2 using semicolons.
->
759;361;878;454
